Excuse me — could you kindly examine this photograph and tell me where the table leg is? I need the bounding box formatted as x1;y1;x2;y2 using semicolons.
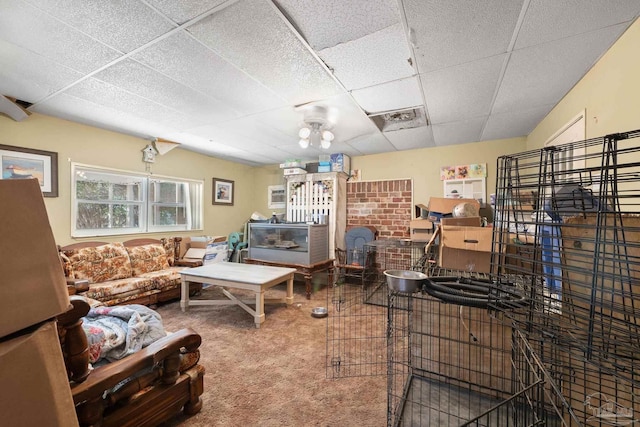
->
254;289;265;328
180;278;189;312
285;275;294;305
305;274;312;300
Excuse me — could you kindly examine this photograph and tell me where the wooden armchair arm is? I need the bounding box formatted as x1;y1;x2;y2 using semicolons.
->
57;296;91;383
71;328;202;404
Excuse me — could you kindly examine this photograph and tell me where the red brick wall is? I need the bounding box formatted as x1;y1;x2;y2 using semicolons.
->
346;179;412;239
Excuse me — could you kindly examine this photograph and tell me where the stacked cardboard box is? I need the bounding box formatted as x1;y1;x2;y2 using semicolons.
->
432;199;490;273
0;179;77;426
439;222;493;273
409;219;433;241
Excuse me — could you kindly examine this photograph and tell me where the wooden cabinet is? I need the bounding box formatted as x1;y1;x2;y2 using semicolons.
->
285;172;347;256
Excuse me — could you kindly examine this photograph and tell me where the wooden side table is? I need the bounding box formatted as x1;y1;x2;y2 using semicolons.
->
244;258;334;299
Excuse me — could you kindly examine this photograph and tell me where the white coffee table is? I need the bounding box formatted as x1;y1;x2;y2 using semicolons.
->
179;262;296;328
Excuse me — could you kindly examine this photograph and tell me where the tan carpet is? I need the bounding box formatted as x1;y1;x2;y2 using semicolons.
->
156;280;387;427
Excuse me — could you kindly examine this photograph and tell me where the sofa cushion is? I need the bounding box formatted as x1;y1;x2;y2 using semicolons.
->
137;266;184;291
68;242;133;283
82;276;156;302
126;244;170;276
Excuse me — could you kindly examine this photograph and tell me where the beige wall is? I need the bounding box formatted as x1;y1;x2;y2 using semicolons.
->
528;18;640;148
350;137;527;208
0;113;256;245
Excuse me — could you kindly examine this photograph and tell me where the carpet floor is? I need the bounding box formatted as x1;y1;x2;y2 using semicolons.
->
156;280;387;427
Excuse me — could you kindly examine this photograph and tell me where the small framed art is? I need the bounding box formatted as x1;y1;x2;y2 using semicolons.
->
213;177;234;205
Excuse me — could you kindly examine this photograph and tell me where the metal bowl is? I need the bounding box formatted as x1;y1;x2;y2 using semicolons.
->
311;307;328;318
384;270;427;293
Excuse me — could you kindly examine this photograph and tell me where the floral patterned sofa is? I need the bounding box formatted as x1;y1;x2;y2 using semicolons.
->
59;238;201;306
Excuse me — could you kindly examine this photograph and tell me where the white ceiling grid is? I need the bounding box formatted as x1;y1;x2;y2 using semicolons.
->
0;0;638;166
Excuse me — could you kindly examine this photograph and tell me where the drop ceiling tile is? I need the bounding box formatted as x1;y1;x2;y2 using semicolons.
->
351;76;423;114
482;105;553;141
384;126;435;150
515;0;640;49
493;24;627;114
346;132;397;155
25;0;175;53
422;55;506;124
432;117;486;146
187;0;344;106
0;1;120;73
132;32;286;115
31;93;179;139
0;39;84;102
93;59;237;123
318;23;414;90
64;77;207;130
147;0;229;25
403;0;522;73
273;0;399;50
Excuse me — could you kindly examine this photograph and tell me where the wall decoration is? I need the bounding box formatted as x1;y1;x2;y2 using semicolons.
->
267;185;286;209
456;165;470;179
350;169;361;181
440;163;486;180
440;166;456;180
468;163;487;178
212;177;234;205
0;144;58;197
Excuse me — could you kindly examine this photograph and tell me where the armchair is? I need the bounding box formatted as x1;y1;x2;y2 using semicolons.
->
57;296;205;427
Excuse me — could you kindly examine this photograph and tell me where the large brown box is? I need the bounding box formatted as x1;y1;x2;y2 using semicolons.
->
0;321;78;426
439;224;493;273
0;179;70;337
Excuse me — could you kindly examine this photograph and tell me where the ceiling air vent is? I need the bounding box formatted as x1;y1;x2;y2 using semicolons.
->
368;106;428;132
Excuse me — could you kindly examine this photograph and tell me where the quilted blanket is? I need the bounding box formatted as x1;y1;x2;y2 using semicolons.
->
82;304;166;364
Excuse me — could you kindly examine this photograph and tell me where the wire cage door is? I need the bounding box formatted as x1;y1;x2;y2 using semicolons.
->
326;239;427;379
491;129;640;425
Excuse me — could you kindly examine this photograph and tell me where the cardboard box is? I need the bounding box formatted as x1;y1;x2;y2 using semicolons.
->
439;246;492;273
439;224;493;273
414;203;429;219
440;217;482;227
283;167;306;176
427;197;480;223
410;219;433;241
0;321;78;426
0;179;70;338
330;153;351;173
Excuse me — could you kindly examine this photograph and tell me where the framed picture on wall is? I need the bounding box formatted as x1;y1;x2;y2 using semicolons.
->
212;177;234;205
268;185;286;209
0;144;58;197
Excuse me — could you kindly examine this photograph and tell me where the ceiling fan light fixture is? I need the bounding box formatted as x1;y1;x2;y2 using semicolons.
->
298;120;334;150
298;127;311;139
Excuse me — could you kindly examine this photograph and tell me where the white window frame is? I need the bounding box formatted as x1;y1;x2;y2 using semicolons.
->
71;163;203;237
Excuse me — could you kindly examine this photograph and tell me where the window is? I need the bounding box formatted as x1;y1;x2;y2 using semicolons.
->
72;164;203;237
